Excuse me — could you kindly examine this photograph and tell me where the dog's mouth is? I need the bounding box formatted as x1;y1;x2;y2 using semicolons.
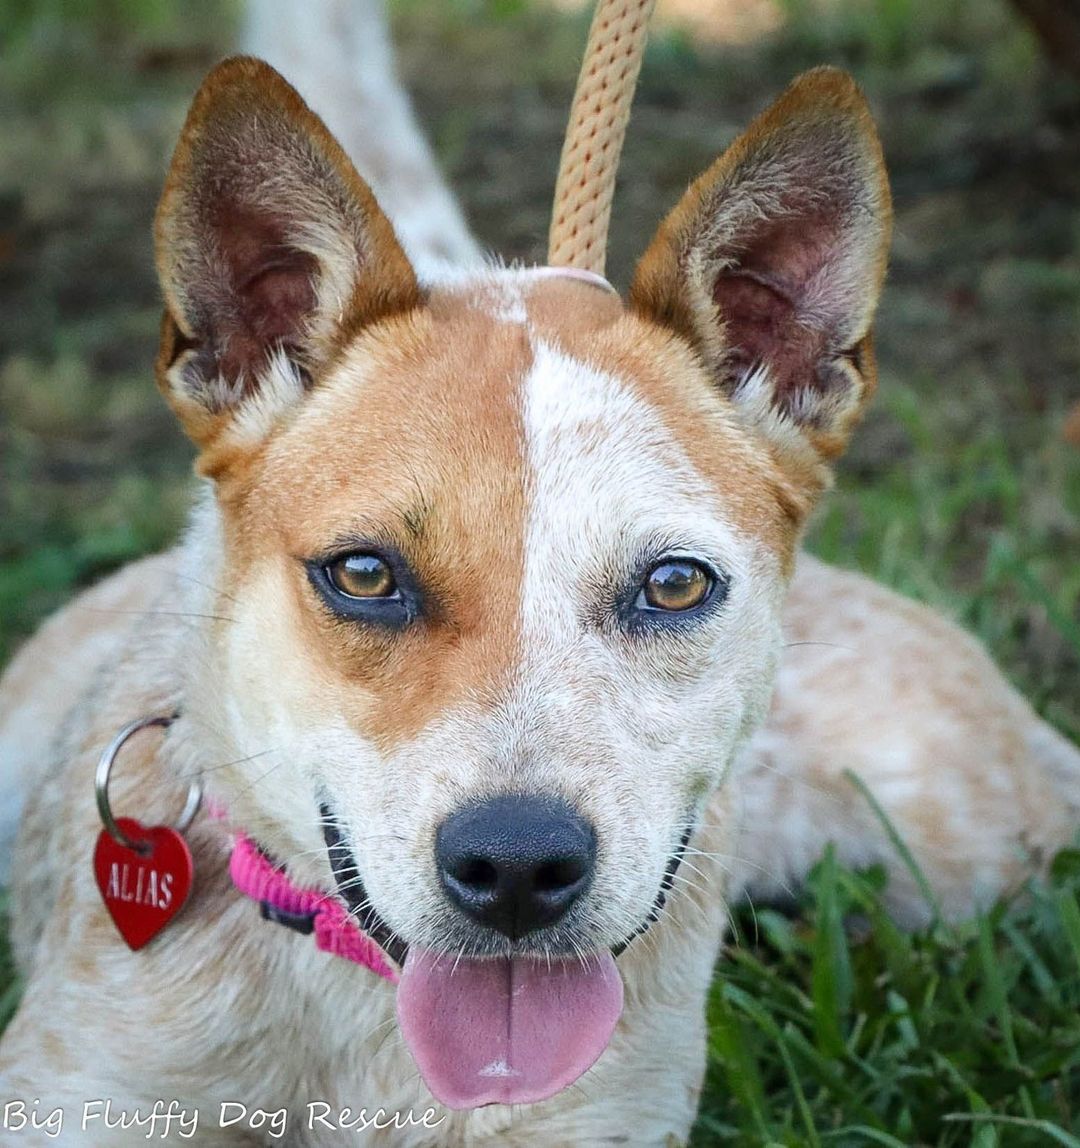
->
321;804;690;968
322;806;410;967
320;804;691;1109
611;823;691;956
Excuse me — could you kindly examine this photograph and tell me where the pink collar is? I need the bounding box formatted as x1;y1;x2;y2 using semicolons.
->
228;832;398;982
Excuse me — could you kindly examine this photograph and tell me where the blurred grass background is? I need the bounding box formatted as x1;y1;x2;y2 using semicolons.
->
0;0;1078;1143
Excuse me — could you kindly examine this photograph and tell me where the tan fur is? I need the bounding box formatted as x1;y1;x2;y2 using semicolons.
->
223;299;532;751
733;555;1080;926
1;52;1076;1148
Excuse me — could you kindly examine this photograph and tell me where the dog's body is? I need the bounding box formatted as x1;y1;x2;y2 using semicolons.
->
1;3;1079;1144
3;544;1076;1146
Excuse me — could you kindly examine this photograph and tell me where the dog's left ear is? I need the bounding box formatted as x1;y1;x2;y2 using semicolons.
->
154;56;419;455
630;67;891;479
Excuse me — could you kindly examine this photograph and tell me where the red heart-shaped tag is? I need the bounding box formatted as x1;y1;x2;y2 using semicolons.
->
93;818;194;950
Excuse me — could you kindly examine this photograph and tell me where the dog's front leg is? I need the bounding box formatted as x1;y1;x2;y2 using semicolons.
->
0;976;268;1148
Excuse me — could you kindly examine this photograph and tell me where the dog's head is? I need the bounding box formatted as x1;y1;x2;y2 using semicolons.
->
155;57;889;1107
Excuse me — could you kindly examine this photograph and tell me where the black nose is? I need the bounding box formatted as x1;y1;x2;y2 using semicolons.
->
436;795;596;940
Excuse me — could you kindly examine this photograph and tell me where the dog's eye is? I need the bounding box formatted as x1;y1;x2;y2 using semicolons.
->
637;560;714;613
306;548;418;629
325;553;399;599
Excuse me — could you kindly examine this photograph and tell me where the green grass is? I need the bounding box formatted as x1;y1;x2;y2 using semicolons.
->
1;0;1078;1143
697;847;1080;1146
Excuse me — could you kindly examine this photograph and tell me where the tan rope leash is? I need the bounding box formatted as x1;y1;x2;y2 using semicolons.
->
548;0;657;275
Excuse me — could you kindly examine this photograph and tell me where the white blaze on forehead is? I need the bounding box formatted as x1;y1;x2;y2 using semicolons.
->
511;340;780;894
520;340;750;634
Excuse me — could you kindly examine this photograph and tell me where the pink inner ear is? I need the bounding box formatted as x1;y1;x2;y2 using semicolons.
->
236;259;317;342
200;203;319;392
711;208;846;410
712;274;824;397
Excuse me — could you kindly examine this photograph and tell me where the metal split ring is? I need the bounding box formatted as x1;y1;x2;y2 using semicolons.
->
95;715;202;851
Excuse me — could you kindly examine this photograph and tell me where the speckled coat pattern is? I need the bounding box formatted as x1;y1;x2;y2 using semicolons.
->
0;3;1077;1144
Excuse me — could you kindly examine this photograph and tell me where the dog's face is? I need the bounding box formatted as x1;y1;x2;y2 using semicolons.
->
155;57;889;1106
196;275;803;956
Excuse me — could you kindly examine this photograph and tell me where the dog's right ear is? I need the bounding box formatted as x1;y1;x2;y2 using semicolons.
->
154;57;419;459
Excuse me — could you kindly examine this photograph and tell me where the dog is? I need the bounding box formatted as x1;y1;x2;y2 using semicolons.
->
1;2;1078;1143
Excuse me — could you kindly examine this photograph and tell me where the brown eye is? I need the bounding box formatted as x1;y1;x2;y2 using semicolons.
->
640;560;713;613
325;553;398;599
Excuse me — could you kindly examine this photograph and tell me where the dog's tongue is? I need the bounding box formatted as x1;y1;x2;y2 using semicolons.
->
396;947;623;1109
